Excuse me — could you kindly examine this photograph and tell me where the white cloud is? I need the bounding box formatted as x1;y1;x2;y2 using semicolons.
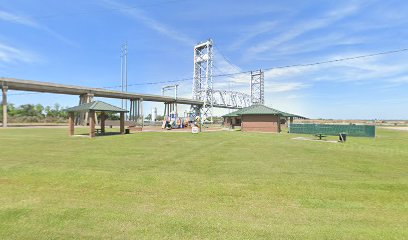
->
229;21;277;50
257;33;364;61
0;10;76;47
212;48;314;94
253;50;408;87
306;53;408;84
0;42;37;64
100;0;195;45
390;76;408;83
0;10;38;27
245;5;359;59
265;82;309;93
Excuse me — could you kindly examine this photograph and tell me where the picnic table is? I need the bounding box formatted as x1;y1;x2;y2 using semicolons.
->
314;133;327;140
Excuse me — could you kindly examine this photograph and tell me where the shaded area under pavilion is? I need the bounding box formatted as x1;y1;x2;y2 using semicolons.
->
66;101;128;138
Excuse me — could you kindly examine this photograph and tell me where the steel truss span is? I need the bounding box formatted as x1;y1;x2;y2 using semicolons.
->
212;89;251;108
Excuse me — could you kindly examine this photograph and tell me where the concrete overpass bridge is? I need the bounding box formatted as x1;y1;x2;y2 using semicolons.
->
0;77;241;127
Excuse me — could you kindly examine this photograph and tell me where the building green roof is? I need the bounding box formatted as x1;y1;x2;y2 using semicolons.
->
66;101;128;112
222;105;256;117
222;104;306;118
222;111;239;117
278;111;302;118
238;105;283;115
222;104;265;117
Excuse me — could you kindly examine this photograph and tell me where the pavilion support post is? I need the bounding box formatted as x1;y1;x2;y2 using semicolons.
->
89;110;96;138
100;112;106;134
2;86;8;128
68;112;75;136
120;112;125;134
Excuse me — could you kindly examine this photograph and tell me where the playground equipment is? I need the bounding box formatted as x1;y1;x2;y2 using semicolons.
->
161;110;203;130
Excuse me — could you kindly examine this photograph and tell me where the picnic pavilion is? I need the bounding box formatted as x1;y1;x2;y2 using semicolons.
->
66;101;128;138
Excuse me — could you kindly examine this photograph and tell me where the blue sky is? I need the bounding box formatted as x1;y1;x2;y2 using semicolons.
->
1;0;407;119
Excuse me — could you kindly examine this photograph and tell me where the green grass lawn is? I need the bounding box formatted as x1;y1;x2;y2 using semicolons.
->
0;128;407;239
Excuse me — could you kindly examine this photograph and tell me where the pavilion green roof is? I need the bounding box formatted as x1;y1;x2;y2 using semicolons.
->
66;101;128;112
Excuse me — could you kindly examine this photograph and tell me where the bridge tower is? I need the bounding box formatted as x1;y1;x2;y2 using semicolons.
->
192;39;213;122
250;69;264;105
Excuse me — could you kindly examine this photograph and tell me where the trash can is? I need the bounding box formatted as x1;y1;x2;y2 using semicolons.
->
125;129;130;134
339;133;347;142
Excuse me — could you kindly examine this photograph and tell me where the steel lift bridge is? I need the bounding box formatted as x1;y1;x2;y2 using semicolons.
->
191;39;262;122
0;39;264;127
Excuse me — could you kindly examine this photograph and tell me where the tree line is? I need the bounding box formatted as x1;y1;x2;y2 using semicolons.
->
0;103;69;123
0;102;153;123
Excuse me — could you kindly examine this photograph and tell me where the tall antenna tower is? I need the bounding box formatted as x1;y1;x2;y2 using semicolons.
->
250;69;264;105
192;39;213;121
121;42;128;118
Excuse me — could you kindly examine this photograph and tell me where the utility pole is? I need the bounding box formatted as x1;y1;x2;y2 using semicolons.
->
121;42;128;119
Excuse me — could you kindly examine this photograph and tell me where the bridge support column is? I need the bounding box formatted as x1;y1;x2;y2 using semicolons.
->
130;99;143;124
140;98;144;128
129;99;135;122
164;103;168;117
2;86;8;128
164;102;169;117
76;93;94;125
164;102;177;117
